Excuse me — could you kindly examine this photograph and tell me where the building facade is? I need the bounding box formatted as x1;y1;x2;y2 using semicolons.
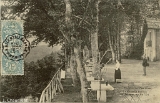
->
144;19;160;61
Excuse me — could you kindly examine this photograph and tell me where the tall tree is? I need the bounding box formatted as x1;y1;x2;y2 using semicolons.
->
90;0;100;74
63;0;88;102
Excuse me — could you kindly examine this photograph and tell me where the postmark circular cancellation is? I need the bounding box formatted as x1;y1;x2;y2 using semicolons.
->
2;33;30;61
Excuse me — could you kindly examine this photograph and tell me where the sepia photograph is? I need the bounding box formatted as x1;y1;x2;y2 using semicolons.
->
0;0;160;103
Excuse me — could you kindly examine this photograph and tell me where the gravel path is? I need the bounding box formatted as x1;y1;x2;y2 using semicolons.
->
54;59;160;103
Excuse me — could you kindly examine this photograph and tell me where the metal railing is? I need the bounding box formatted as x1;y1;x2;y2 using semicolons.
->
39;65;64;103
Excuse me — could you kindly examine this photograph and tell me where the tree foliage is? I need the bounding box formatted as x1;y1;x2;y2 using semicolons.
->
1;0;160;50
0;51;64;100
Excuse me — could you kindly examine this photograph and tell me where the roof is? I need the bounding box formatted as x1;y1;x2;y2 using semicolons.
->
147;18;160;29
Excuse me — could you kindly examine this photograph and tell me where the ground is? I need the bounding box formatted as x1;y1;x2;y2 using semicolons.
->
52;59;160;103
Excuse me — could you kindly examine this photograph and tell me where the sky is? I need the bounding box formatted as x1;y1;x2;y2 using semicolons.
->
27;37;48;46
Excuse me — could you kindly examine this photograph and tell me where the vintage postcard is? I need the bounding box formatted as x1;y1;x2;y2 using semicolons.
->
0;0;160;103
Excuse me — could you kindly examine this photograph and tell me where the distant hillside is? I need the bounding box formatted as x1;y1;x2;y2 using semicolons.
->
24;45;62;63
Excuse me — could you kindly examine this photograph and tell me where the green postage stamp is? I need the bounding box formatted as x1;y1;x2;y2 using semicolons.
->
1;20;30;75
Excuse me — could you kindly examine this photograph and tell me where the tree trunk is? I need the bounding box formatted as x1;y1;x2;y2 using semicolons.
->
91;31;99;74
108;28;116;63
74;44;88;103
91;0;100;74
130;19;148;59
64;0;88;102
117;9;121;63
137;19;148;58
117;18;121;62
64;40;69;69
83;45;90;62
141;19;148;42
70;48;80;87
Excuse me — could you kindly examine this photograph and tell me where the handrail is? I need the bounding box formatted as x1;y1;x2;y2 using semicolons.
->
39;65;64;103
